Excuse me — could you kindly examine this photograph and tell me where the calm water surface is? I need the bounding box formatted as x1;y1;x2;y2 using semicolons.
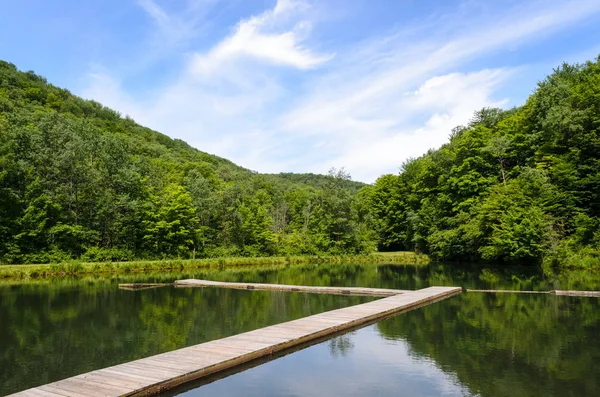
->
0;280;373;395
1;262;598;396
179;293;599;397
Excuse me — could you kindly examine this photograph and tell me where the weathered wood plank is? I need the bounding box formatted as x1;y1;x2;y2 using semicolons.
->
554;290;600;297
37;383;102;397
61;378;135;396
98;368;165;383
77;372;150;390
118;283;171;291
11;389;66;397
10;285;461;397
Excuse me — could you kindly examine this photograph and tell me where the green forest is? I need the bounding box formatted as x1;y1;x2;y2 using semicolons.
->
1;56;599;270
367;57;600;271
0;60;374;264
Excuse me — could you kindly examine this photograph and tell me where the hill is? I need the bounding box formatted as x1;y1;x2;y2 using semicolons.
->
3;56;599;270
0;60;375;263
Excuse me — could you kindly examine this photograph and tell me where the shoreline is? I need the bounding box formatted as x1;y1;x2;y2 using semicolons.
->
0;252;429;280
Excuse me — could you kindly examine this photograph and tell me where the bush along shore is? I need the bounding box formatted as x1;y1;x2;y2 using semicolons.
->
0;252;429;280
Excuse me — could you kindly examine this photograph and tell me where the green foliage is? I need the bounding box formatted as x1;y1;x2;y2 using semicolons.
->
0;252;429;280
0;61;375;263
367;56;600;269
4;54;599;270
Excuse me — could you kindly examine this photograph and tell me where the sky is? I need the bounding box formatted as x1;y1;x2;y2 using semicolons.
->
1;0;600;182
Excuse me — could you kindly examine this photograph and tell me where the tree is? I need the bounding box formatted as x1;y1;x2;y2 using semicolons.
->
483;135;511;185
142;184;197;258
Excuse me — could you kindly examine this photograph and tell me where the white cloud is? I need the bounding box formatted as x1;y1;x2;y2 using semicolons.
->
191;0;332;75
274;0;600;181
82;70;141;118
80;0;600;183
317;69;510;181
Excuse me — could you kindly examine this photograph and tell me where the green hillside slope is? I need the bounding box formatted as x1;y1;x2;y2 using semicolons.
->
0;60;374;264
2;56;599;270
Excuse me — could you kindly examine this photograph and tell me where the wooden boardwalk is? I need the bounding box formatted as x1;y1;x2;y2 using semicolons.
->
10;285;461;397
174;278;411;296
467;289;600;297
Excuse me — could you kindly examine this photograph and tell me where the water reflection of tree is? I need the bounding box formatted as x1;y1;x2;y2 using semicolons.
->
0;281;369;395
376;293;600;397
328;334;355;358
2;262;598;395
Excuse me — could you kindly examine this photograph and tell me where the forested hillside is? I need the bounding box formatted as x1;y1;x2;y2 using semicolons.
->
2;57;600;269
0;60;373;264
366;57;600;270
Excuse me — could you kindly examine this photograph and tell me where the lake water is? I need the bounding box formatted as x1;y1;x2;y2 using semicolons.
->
1;262;598;396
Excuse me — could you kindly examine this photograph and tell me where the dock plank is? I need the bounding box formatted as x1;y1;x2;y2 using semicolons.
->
10;285;460;397
77;372;150;390
554;290;600;297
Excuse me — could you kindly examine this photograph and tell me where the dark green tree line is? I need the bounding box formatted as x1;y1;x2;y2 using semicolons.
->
366;56;600;270
3;56;600;269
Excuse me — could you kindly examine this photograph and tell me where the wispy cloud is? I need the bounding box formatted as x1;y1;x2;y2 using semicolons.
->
135;0;217;60
137;0;171;28
81;0;600;182
317;69;511;179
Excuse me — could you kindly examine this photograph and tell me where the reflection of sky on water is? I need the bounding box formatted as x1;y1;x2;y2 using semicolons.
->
182;324;476;397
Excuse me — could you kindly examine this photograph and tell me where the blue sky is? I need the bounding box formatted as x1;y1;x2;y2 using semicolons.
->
1;0;600;182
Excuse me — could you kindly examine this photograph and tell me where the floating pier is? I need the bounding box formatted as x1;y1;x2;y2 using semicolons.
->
554;290;600;297
466;289;551;294
174;278;411;296
10;283;461;397
118;283;171;291
467;289;600;297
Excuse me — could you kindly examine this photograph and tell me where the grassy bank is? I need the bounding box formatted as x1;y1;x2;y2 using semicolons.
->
542;246;600;273
0;252;429;280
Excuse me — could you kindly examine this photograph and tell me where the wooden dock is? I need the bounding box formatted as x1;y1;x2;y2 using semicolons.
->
174;278;411;296
118;283;171;291
467;289;600;297
554;290;600;297
10;285;461;397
